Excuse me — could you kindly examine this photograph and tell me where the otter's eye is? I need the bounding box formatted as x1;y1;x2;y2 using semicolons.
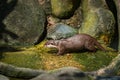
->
50;43;53;45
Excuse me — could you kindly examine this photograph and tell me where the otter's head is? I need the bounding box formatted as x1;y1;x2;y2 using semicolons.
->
44;40;58;48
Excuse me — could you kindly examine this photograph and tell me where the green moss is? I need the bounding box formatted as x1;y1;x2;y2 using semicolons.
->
79;10;98;37
81;0;89;16
73;51;118;71
0;50;44;69
51;0;75;18
0;40;118;73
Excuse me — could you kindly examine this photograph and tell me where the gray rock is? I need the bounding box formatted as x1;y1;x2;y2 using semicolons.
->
0;0;46;46
79;0;115;45
51;67;88;80
38;0;52;15
0;75;9;80
47;23;78;40
95;76;120;80
30;73;58;80
51;0;80;18
31;67;90;80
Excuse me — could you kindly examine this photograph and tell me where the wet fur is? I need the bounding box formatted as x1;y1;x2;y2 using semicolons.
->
45;34;106;55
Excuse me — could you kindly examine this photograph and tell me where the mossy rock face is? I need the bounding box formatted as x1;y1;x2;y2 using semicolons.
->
81;0;107;16
1;0;46;46
79;0;115;45
51;0;80;18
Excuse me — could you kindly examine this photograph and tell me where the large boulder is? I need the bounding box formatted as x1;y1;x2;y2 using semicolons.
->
0;0;46;46
51;0;80;18
79;0;115;45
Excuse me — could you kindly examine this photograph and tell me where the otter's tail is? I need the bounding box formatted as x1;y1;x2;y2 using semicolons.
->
94;41;106;51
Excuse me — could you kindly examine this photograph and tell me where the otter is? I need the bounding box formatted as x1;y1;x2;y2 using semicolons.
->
45;34;106;55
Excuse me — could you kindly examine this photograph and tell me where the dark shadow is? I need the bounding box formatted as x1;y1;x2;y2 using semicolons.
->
0;0;20;54
0;0;18;43
96;76;120;80
64;0;81;19
47;48;98;56
105;0;119;51
0;45;22;59
34;15;47;45
47;49;58;54
72;0;81;11
0;45;22;53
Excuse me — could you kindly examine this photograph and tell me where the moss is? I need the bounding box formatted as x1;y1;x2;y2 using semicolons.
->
51;0;76;18
81;0;89;16
0;40;118;73
73;51;118;71
0;50;44;69
79;10;98;37
100;35;110;44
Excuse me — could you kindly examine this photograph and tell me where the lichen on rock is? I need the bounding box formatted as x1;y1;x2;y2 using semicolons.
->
79;0;115;45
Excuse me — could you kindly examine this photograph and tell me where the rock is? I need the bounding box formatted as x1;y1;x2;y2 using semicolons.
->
45;0;82;29
95;76;120;80
61;4;82;29
30;73;58;80
51;67;88;80
47;23;78;40
0;62;46;79
51;0;80;18
0;0;46;46
79;0;115;45
31;67;90;80
38;0;52;15
0;75;9;80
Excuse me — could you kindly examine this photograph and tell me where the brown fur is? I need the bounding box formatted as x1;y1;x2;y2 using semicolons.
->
45;34;106;55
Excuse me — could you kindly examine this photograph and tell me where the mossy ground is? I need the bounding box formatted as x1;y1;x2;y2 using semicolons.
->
73;51;117;71
0;50;44;69
0;40;118;80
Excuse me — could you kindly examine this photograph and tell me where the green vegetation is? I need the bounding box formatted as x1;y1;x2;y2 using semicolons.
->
0;41;118;80
73;51;118;71
0;41;118;72
0;50;44;69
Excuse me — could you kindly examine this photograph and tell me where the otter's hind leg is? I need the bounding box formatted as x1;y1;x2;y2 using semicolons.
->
85;44;96;52
85;40;97;52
